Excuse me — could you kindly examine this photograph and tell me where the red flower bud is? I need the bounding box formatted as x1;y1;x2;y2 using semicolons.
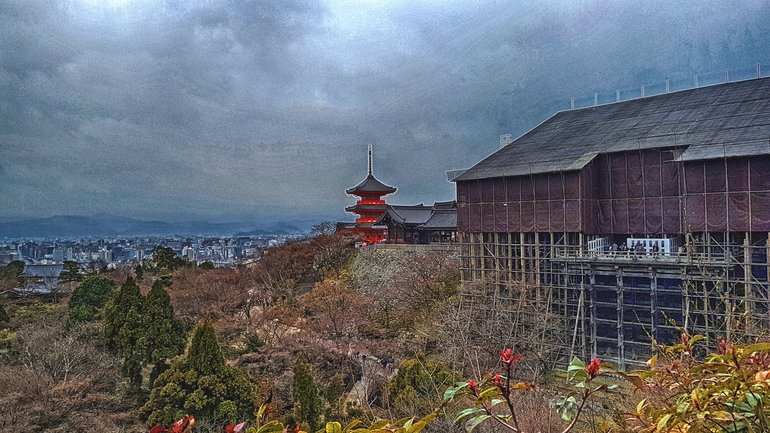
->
717;338;728;354
681;333;690;346
586;358;602;378
493;374;502;388
467;379;477;393
500;348;521;367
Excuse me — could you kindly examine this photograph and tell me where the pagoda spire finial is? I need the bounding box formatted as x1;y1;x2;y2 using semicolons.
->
368;144;373;175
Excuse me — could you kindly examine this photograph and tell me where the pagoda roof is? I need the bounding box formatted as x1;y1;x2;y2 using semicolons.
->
346;174;397;195
345;203;388;212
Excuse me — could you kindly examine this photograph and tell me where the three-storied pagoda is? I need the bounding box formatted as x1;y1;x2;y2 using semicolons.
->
344;145;396;244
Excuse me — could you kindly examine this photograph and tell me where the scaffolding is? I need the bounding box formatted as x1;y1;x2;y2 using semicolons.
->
458;231;770;368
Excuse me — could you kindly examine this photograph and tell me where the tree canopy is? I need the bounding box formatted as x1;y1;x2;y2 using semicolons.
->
68;275;116;323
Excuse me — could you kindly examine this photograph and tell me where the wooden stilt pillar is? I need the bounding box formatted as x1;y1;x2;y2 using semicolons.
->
617;266;625;370
520;232;526;285
589;265;597;358
650;268;658;344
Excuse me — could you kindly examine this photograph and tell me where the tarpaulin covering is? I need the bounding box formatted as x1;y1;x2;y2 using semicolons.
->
458;170;583;233
457;153;770;234
682;156;770;232
587;149;683;234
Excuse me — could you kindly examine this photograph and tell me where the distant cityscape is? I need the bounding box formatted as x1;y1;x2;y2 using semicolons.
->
0;234;298;270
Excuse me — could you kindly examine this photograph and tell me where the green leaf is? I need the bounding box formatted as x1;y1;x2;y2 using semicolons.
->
256;403;269;420
444;382;469;400
405;420;430;433
326;422;343;433
558;395;577;421
343;420;362;433
257;421;284;433
571;370;589;382
478;387;500;400
567;357;586;372
656;414;672;431
455;408;483;424
742;343;770;355
490;398;505;407
403;418;414;430
370;420;390;429
465;415;492;433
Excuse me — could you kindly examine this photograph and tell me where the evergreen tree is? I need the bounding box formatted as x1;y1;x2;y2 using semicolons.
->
120;304;145;388
141;278;186;384
183;319;225;375
103;276;143;352
292;361;323;431
150;246;188;274
140;320;255;426
59;260;82;282
68;275;115;323
103;276;146;389
198;261;215;270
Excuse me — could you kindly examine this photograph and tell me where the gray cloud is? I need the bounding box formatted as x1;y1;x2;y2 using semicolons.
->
1;0;769;222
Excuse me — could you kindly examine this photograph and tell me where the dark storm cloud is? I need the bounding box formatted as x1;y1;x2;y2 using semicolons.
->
1;0;769;221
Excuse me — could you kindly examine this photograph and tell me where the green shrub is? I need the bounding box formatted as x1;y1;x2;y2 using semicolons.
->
0;328;17;349
140;320;255;426
387;355;458;415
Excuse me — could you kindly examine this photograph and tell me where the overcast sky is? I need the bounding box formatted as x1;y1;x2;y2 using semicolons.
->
2;0;769;222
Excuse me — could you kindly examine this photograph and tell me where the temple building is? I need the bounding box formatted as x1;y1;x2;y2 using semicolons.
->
340;145;396;244
376;201;458;244
452;76;770;368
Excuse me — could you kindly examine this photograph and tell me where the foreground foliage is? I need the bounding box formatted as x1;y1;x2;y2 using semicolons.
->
141;320;256;426
151;405;442;433
620;333;770;433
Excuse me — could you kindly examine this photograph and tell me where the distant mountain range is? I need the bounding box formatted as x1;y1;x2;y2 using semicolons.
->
0;215;312;238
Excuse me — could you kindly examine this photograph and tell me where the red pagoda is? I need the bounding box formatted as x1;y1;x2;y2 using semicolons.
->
344;145;396;244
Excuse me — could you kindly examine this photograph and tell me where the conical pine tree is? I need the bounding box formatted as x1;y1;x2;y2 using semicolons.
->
103;276;143;352
184;318;225;375
140;320;255;426
141;278;186;383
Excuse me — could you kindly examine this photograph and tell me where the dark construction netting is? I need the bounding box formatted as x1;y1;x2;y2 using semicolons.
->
457;152;770;234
